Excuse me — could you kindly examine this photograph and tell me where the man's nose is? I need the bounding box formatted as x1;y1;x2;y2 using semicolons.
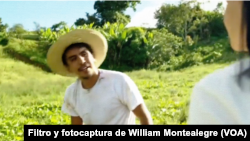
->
78;56;86;64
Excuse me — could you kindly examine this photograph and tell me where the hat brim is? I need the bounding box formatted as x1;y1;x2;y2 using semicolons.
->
46;29;108;77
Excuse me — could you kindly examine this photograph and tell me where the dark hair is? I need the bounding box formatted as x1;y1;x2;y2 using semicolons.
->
237;1;250;86
62;42;93;66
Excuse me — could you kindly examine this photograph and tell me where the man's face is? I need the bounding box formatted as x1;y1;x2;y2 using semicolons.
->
64;46;96;79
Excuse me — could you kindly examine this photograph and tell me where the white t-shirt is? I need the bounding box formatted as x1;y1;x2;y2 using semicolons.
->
61;69;144;124
188;58;250;124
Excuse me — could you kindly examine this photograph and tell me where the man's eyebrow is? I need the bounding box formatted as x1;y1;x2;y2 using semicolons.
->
67;49;87;60
67;55;76;60
80;49;87;53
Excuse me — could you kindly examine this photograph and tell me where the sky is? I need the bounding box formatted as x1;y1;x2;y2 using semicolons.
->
0;0;227;31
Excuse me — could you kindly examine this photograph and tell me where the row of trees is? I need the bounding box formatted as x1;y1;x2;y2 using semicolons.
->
0;0;233;72
50;0;227;42
155;0;226;42
1;0;227;42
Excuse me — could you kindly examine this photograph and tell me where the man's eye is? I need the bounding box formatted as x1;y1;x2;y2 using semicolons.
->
71;58;76;61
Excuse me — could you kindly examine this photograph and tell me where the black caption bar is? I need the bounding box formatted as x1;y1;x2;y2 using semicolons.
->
24;125;249;140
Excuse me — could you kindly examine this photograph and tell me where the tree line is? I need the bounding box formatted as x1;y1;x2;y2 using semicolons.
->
0;0;234;72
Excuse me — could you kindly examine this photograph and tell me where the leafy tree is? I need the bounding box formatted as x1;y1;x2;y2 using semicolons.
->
51;21;67;32
0;18;9;46
75;13;100;26
154;0;226;42
0;18;8;33
75;0;141;27
33;22;41;34
8;24;26;39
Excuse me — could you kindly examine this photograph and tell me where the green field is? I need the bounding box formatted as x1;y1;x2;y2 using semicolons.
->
0;46;233;141
0;1;240;140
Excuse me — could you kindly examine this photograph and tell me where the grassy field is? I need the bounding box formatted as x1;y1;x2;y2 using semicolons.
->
0;45;234;140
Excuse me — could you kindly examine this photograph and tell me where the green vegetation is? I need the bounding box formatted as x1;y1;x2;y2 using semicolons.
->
0;0;242;141
0;46;233;140
2;23;238;72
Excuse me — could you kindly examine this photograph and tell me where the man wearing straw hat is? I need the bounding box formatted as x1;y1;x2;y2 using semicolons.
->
47;29;153;125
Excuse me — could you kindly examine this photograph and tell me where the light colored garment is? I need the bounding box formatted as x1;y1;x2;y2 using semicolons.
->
188;58;250;124
61;69;144;124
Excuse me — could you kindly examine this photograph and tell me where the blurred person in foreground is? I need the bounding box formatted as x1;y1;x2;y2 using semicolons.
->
46;29;153;125
188;1;250;124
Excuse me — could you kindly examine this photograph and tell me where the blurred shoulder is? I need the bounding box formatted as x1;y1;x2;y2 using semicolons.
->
193;58;250;97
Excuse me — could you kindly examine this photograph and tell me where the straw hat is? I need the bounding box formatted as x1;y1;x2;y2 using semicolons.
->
46;29;108;77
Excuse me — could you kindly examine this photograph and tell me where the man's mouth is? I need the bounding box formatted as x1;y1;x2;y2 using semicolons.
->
78;66;89;72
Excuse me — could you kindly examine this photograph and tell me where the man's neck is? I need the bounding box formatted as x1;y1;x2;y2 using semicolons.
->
80;69;100;89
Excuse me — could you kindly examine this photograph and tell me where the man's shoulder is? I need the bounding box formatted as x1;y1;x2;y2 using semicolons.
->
100;69;135;87
100;69;130;80
64;79;79;98
66;80;78;91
